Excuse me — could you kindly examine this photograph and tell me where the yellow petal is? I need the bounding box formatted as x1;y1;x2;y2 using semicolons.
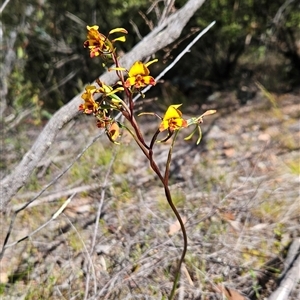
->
106;87;124;96
128;61;149;77
109;28;128;34
174;119;184;127
145;59;158;67
108;67;126;72
109;123;119;140
159;120;168;132
87;25;99;31
111;36;126;43
86;85;97;92
142;76;156;86
107;122;120;143
163;104;183;120
81;85;97;99
124;77;137;87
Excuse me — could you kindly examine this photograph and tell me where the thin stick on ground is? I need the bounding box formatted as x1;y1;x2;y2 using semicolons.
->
2;193;76;250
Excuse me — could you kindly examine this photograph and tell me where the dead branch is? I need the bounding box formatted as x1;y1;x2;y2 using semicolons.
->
268;238;300;300
0;0;206;211
11;183;106;211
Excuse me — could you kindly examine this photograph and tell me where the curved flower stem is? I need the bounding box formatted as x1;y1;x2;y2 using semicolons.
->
149;129;160;150
148;130;187;300
127;112;149;149
164;185;187;300
164;130;187;300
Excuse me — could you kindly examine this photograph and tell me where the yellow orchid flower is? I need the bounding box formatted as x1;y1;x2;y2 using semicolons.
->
84;26;109;58
106;121;120;144
124;60;157;89
159;104;187;132
84;25;127;58
79;85;99;114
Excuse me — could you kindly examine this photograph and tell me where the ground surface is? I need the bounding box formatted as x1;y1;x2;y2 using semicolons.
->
0;88;299;299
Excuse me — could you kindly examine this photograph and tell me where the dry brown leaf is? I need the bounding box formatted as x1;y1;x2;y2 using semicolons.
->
216;284;246;300
182;263;194;286
228;220;242;232
224;147;235;157
168;216;187;235
219;211;236;221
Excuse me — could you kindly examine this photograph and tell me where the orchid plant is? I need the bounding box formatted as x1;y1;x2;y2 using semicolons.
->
79;25;216;300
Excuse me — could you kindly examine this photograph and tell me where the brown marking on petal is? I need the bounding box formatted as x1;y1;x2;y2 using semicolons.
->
149;77;156;86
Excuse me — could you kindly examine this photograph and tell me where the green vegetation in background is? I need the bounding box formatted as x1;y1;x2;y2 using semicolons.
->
2;0;300;112
170;0;300;92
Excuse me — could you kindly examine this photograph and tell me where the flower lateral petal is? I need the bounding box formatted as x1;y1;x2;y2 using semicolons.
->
145;59;158;67
143;76;156;86
79;85;100;114
124;77;137;88
111;36;126;43
108;67;126;72
109;28;128;35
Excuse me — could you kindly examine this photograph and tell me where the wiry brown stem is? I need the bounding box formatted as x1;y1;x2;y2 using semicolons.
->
163;184;187;300
129;113;149;149
148;131;187;300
